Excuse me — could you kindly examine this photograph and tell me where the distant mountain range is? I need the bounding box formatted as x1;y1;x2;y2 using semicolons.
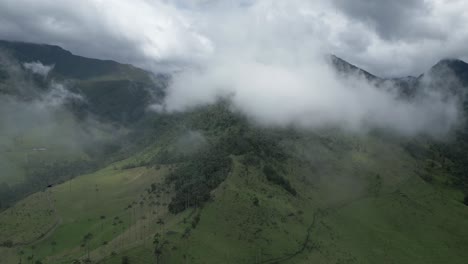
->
331;54;468;98
2;39;468;122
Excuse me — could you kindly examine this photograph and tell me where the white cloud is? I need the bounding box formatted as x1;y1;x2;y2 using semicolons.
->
1;0;468;76
0;0;465;136
158;54;459;137
151;0;461;137
23;61;54;76
0;0;212;69
41;82;83;108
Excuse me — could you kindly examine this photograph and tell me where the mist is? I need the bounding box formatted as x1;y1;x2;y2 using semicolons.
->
0;52;123;183
0;0;464;137
23;61;54;77
151;1;461;138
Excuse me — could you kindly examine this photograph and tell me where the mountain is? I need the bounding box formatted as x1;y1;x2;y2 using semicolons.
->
330;55;379;81
0;40;168;124
0;41;468;264
430;59;468;86
0;41;167;207
0;40;150;81
331;54;468;101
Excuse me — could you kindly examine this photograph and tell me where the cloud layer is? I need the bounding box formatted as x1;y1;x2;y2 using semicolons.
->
151;1;461;136
0;0;465;137
0;0;468;76
1;0;468;76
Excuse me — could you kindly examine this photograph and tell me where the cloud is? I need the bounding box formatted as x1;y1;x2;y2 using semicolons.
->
330;0;468;76
0;54;120;157
40;82;83;107
175;130;207;154
0;0;465;137
0;0;467;76
158;55;460;137
23;61;54;76
0;0;212;70
150;0;461;137
332;0;431;41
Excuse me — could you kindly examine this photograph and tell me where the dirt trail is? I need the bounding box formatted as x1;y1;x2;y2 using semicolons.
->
259;210;320;264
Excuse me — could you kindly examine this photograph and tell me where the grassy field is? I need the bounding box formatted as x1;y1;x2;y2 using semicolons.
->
1;131;468;264
295;177;468;264
0;190;56;244
0;159;173;264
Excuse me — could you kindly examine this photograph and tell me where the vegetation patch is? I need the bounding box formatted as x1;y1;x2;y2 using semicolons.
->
263;165;297;196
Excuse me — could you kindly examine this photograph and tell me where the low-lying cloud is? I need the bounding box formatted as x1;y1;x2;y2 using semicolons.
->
0;54;120;157
41;82;83;107
156;55;460;137
23;61;54;77
150;1;461;137
0;0;465;137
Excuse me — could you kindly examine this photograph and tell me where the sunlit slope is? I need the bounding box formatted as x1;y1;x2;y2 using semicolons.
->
0;162;174;264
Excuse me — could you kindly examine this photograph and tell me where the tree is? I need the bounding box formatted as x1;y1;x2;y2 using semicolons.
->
82;233;93;259
51;241;57;252
463;194;468;206
122;256;130;264
263;165;296;196
18;250;24;263
1;239;13;248
153;233;164;264
252;196;260;207
191;213;201;229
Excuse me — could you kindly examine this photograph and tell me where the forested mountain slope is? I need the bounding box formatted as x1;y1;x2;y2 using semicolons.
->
0;41;468;264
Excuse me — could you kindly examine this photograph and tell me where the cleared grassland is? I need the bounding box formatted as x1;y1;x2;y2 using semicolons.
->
0;163;171;264
2;133;468;264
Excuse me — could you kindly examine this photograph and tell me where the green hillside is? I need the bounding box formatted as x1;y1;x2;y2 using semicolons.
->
1;41;468;264
0;40;164;207
1;102;468;264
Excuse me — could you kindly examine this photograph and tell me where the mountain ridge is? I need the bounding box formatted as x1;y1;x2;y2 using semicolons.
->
0;40;154;81
3;39;468;83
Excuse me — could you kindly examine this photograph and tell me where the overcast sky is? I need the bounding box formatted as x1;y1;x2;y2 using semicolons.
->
0;0;467;77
